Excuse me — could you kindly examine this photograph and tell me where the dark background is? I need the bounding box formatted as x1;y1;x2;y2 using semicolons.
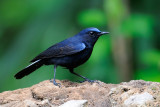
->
0;0;160;92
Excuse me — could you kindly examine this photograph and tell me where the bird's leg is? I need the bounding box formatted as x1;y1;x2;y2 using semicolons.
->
52;65;61;87
69;68;95;83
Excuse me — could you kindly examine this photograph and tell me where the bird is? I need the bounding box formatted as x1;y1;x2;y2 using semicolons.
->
14;27;109;87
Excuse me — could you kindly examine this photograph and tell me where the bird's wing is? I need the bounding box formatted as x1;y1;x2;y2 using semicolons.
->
30;42;86;62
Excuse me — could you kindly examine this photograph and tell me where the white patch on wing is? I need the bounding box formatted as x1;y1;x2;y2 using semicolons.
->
81;43;86;49
25;59;41;68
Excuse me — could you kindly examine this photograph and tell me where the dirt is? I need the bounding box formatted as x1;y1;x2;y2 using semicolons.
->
0;80;160;107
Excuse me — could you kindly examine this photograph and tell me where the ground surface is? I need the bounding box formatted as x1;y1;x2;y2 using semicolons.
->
0;80;160;107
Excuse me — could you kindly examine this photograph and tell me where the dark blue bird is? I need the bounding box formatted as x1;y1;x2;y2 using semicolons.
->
14;27;109;86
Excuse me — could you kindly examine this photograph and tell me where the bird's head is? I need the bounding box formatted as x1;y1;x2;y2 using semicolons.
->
77;27;109;45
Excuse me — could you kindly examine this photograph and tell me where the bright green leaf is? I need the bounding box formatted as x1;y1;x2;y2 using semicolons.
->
78;9;107;27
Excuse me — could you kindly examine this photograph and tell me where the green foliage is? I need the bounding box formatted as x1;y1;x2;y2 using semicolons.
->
136;69;160;82
104;0;126;19
136;50;160;82
140;50;160;67
121;14;155;37
0;0;159;92
78;9;106;27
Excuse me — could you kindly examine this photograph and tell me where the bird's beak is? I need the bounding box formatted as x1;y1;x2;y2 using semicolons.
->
98;31;109;36
101;32;109;35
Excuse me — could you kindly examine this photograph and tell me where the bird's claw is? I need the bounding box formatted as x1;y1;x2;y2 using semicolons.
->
86;79;99;84
78;79;99;84
54;82;61;87
51;80;61;87
87;79;95;83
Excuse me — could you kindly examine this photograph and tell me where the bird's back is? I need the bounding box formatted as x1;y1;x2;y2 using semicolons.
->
31;36;82;61
30;36;93;68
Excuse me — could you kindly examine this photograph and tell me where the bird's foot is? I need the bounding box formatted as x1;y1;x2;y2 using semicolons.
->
78;79;99;84
54;82;61;87
86;79;99;84
87;79;96;83
50;79;61;87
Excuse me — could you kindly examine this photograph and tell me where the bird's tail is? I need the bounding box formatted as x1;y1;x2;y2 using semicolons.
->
14;59;44;79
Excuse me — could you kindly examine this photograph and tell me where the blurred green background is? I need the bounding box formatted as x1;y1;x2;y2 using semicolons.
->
0;0;160;92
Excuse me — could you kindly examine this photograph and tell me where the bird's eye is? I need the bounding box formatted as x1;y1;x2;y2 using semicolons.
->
89;31;94;36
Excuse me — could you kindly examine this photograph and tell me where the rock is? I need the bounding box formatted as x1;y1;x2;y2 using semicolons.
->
124;92;153;106
0;80;160;107
59;100;88;107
